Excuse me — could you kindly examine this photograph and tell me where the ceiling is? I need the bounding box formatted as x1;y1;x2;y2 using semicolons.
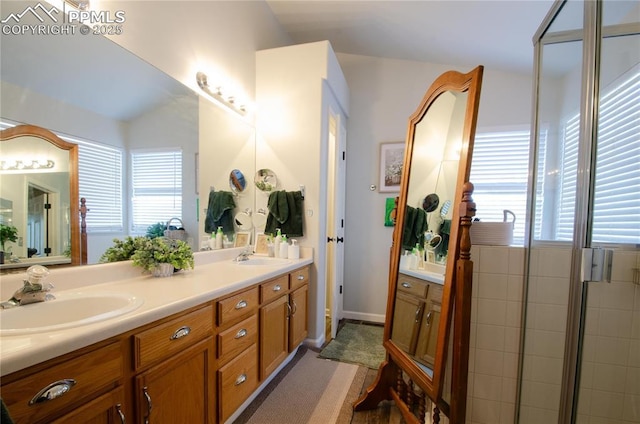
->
265;0;556;74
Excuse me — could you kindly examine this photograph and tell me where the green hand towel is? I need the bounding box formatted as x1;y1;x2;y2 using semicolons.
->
264;190;304;237
204;190;236;235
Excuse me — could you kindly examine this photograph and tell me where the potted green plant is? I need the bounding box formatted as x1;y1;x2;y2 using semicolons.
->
99;236;148;263
0;223;18;264
131;237;194;277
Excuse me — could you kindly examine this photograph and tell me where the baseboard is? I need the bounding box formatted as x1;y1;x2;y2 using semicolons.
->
342;310;385;324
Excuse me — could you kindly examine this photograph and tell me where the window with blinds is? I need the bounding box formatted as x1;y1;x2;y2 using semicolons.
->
74;138;124;233
557;68;640;244
131;149;182;233
469;129;539;245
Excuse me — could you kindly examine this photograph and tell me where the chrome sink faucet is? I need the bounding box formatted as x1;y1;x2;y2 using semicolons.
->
234;250;252;262
1;265;55;309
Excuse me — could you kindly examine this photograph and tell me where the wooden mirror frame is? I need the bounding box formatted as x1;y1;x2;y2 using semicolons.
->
355;66;483;423
0;124;81;267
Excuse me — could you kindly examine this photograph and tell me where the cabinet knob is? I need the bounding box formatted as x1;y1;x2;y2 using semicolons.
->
169;326;191;340
402;282;412;289
235;374;247;386
235;328;247;339
29;379;76;405
297;274;304;281
235;300;248;309
273;284;282;292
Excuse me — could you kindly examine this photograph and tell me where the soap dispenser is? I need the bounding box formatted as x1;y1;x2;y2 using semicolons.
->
215;226;223;250
274;229;282;258
279;234;288;259
288;239;300;259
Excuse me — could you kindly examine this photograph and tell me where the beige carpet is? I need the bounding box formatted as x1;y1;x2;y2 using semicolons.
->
237;347;367;424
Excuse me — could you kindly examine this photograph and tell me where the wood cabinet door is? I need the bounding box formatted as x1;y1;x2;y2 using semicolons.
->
288;284;308;351
135;338;214;424
259;294;289;379
390;292;424;354
414;285;443;368
49;387;126;424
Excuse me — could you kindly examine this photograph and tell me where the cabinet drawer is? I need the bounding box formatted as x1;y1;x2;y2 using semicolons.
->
290;266;309;290
397;274;429;298
217;286;259;326
218;343;258;423
134;305;213;370
260;275;289;304
218;313;258;364
2;342;123;424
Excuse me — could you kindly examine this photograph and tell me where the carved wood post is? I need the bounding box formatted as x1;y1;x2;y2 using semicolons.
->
450;182;475;423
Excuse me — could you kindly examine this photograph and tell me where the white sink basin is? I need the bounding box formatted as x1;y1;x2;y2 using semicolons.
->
0;291;144;336
236;258;292;266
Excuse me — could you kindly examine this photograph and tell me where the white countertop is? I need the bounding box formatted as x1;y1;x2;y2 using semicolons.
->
399;266;445;285
0;248;313;376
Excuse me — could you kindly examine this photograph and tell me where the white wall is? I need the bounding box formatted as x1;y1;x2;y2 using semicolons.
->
102;0;292;116
337;53;534;321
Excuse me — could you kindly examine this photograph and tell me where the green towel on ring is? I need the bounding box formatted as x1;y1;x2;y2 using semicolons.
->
264;190;304;237
204;190;236;235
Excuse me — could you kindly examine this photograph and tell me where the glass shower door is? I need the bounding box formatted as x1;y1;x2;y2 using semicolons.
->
574;7;640;422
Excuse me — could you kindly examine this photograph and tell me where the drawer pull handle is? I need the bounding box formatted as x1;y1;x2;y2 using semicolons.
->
235;300;248;309
29;378;76;405
297;274;304;281
273;284;282;292
143;386;152;424
425;311;433;325
235;328;247;339
170;326;191;340
402;282;412;289
235;374;247;386
287;302;292;318
415;306;422;323
116;403;126;424
291;300;298;315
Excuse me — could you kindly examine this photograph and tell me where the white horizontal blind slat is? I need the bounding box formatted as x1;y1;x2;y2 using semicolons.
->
131;149;182;233
469;129;533;245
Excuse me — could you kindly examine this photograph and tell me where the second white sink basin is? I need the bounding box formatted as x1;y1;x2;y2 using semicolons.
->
0;291;144;336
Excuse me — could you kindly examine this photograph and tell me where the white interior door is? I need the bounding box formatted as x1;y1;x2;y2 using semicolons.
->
325;100;346;340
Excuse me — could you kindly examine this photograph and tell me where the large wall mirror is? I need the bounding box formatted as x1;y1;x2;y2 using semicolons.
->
0;1;255;270
355;67;483;423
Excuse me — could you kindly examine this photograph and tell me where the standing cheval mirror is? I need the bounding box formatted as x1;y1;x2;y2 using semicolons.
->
354;66;483;423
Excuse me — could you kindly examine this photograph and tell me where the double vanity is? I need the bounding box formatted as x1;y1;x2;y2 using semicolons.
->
0;248;312;424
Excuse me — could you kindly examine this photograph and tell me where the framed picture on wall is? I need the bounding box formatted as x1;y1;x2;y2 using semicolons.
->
379;141;405;192
234;231;251;248
254;232;270;255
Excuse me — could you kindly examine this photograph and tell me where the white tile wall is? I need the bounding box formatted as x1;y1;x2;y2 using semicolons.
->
467;246;640;424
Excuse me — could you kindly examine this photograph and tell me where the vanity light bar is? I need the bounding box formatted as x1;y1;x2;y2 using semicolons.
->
1;159;55;171
196;71;247;116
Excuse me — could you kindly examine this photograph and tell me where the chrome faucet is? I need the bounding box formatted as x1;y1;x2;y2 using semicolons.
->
234;250;251;262
1;265;55;309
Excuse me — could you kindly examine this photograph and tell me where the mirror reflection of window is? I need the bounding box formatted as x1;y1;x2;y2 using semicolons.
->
131;149;183;233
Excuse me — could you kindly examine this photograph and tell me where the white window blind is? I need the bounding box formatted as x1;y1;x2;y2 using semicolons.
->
556;69;640;244
469;130;537;245
71;138;124;233
591;70;640;244
131;149;182;233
